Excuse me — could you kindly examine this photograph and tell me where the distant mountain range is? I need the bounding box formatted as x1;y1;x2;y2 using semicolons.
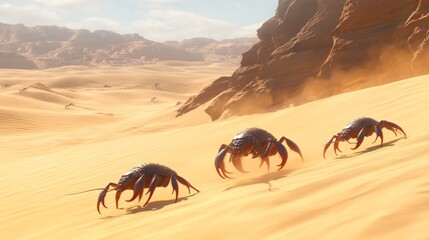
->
0;22;256;69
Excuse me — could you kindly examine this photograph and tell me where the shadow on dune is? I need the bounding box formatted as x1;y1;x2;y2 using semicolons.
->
125;192;199;215
334;137;407;160
225;169;296;192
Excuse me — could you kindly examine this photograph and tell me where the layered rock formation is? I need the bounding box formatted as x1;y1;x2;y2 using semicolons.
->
178;0;429;120
0;52;37;69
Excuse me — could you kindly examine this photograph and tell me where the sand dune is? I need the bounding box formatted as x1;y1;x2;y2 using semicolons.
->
0;62;428;239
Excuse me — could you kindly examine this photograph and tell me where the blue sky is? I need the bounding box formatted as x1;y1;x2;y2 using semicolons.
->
0;0;277;41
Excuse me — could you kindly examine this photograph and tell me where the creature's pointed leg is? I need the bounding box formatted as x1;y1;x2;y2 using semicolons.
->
258;157;264;168
171;174;179;203
373;124;384;147
97;183;118;214
273;140;288;170
115;191;122;209
258;156;270;172
265;157;271;172
232;157;248;173
323;136;336;159
176;175;200;193
262;141;274;158
334;136;342;155
126;174;146;202
138;182;146;201
351;128;366;150
254;142;265;157
143;175;159;207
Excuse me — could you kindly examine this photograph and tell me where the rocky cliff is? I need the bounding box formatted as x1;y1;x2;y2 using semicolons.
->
0;51;37;69
177;0;429;120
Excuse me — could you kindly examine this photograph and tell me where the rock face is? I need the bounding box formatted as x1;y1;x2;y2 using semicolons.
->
177;0;429;120
0;52;37;69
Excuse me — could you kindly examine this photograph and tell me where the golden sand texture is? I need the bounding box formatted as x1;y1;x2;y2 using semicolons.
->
0;62;428;240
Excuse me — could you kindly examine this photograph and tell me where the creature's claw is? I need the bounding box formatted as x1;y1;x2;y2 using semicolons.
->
217;144;230;152
97;183;118;214
143;175;158;207
284;137;304;162
351;128;366;150
171;174;179;203
97;190;108;214
176;175;200;193
380;120;406;137
215;145;233;179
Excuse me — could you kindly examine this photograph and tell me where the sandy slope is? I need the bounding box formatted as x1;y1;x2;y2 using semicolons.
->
0;62;428;240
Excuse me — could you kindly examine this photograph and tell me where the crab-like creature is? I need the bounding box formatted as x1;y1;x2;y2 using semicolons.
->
323;117;406;158
97;163;199;214
215;128;303;179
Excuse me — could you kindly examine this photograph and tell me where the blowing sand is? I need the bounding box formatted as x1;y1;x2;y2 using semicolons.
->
0;61;428;240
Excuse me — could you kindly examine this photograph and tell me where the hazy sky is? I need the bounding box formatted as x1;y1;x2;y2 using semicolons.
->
0;0;277;42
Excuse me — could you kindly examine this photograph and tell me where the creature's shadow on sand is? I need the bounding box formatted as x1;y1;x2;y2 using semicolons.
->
334;137;406;160
125;193;198;215
224;169;296;192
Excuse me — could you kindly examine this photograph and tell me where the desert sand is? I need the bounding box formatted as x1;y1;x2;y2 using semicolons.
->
0;61;428;240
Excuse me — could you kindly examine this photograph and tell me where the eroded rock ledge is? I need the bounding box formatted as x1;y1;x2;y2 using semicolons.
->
177;0;429;120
